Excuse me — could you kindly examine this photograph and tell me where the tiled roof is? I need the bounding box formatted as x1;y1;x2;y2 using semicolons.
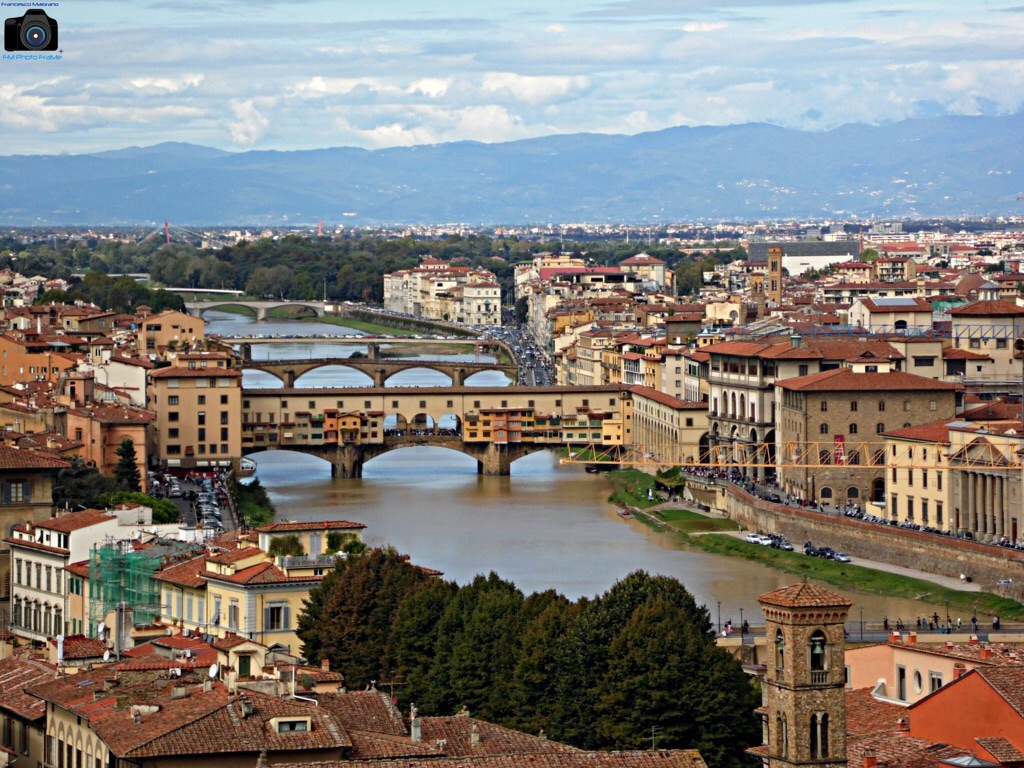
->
758;582;853;608
844;687;906;736
942;348;992;360
848;731;971;768
50;635;107;659
420;716;578;758
154;555;209;588
149;367;242;379
0;656;58;720
629;386;707;410
206;546;265;565
0;444;71;470
65;560;90;578
38;510;116;533
277;752;708;768
883;421;953;444
777;369;961;392
949;300;1024;317
255;521;366;533
976;737;1024;762
317;691;406;736
205;561;323;585
975;666;1024;718
68;404;156;424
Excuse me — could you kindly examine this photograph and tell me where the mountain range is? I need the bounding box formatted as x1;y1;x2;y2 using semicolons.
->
2;114;1022;225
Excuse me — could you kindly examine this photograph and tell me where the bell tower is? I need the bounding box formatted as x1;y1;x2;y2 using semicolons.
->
767;245;784;305
753;583;851;768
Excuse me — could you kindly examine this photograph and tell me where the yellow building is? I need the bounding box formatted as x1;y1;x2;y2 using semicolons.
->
883;422;953;529
136;309;205;356
630;385;709;465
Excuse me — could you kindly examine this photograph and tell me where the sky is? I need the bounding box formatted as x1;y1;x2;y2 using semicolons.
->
1;0;1023;154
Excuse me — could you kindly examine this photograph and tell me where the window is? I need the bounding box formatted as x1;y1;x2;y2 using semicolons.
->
265;603;290;631
221;394;229;404
820;401;828;412
936;502;944;526
775;629;785;672
907;469;913;487
820;487;833;499
198;428;206;441
850;401;858;412
277;720;308;733
849;423;858;434
168;428;179;438
228;599;239;630
937;472;943;491
907;497;915;520
876;423;886;434
3;481;29;503
198;412;206;425
168;411;179;422
929;672;943;692
921;499;929;524
820;423;829;435
970;339;981;349
168;396;179;405
198;395;206;405
221;411;229;424
879;401;886;412
798;365;809;376
810;713;829;759
922;469;928;488
903;400;911;412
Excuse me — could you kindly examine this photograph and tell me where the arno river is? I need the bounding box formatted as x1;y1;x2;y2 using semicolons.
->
210;311;935;622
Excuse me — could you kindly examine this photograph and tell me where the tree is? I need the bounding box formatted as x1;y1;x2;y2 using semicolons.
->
113;438;142;491
514;297;529;325
52;457;117;509
298;548;431;687
95;491;180;524
860;248;880;262
267;534;305;557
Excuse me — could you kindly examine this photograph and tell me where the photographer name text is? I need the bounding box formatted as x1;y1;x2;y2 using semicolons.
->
3;52;61;59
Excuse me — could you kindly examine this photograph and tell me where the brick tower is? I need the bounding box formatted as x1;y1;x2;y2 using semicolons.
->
767;245;784;305
753;582;852;768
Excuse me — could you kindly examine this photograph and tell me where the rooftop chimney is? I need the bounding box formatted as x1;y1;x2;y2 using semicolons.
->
790;334;802;349
907;632;917;644
979;648;993;660
953;663;966;680
240;698;255;718
321;659;330;671
896;717;909;732
864;749;878;768
969;636;979;645
410;703;422;744
470;723;480;748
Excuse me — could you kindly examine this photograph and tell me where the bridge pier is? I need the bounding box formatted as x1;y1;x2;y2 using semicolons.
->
240;343;253;361
255;307;267;322
452;368;466;387
372;369;387;387
282;370;297;388
367;343;380;361
476;443;512;476
331;444;364;478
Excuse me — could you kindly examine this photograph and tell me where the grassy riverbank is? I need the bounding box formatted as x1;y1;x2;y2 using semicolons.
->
313;315;416;336
607;468;662;508
629;498;1024;619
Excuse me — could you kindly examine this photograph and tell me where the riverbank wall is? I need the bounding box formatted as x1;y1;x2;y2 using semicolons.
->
688;477;1024;603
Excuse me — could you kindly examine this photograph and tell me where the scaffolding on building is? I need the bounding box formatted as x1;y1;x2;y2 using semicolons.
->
88;541;164;637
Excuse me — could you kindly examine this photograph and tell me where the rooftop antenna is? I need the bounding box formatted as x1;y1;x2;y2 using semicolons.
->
649;725;663;750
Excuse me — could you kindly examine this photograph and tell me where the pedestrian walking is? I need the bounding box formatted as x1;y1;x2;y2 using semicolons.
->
956;617;962;630
971;616;978;632
883;617;889;631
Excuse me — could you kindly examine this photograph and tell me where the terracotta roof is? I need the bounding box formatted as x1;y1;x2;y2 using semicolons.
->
4;535;68;555
629;386;706;410
758;582;853;608
942;348;992;360
317;691;406;736
0;444;71;470
949;300;1024;317
50;635;107;660
205;561;322;585
255;521;366;533
149;367;242;379
844;687;906;735
777;369;960;392
975;666;1024;718
68;404;156;424
976;737;1024;763
154;555;209;588
420;716;578;758
65;560;90;578
277;752;708;768
206;546;264;565
0;656;58;721
883;421;953;444
38;510;116;533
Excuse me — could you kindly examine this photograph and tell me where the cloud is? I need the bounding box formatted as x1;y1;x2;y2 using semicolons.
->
128;74;205;92
227;99;269;146
545;23;567;33
681;21;728;32
481;72;591;104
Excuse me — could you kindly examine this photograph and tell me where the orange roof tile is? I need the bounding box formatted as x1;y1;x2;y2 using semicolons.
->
758;582;853;608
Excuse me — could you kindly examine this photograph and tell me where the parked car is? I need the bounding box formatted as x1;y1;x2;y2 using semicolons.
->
834;552;851;563
745;532;763;544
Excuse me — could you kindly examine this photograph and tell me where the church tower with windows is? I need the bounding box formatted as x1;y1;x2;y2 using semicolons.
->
767;245;784;305
752;582;852;768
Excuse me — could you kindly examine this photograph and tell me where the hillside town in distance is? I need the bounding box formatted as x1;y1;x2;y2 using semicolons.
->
0;218;1023;768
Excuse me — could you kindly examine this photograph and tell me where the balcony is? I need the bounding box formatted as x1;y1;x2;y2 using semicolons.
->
810;670;829;685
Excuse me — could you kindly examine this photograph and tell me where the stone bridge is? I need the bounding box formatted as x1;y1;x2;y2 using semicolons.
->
252;435;547;477
241;384;631;477
185;299;328;321
243;357;518;387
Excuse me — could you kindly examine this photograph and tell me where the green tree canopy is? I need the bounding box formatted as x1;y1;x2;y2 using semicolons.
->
113;437;142;492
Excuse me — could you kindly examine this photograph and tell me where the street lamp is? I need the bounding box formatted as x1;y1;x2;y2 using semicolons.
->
860;607;864;642
717;601;722;634
945;598;950;630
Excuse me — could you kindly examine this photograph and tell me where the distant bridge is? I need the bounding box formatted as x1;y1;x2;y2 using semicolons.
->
241;384;630;476
185;299;329;321
244;357;517;387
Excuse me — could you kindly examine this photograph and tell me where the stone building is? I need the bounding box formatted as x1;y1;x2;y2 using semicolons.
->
776;369;960;506
752;582;852;768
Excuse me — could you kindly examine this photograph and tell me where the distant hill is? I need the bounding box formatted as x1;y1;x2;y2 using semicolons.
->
2;114;1022;225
